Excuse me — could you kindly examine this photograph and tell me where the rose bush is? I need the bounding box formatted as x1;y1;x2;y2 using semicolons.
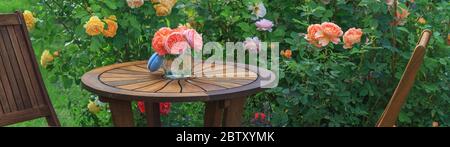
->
24;0;449;126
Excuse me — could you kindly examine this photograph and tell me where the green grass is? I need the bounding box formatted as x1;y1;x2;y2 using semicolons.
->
0;0;33;13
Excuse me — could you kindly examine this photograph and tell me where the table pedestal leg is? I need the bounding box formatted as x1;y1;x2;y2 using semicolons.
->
223;97;247;127
102;98;134;127
204;101;224;127
145;102;161;127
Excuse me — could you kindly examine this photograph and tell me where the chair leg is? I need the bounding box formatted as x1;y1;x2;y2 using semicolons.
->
46;115;61;127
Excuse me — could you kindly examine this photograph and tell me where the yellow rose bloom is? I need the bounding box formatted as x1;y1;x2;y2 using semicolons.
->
87;100;101;114
23;10;37;30
102;15;118;38
40;50;54;68
84;16;104;36
417;17;426;24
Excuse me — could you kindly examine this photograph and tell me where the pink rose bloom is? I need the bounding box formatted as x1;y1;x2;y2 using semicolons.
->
164;32;190;55
305;24;322;47
244;37;261;53
315;22;343;47
255;19;274;32
343;28;363;49
183;29;203;52
127;0;144;9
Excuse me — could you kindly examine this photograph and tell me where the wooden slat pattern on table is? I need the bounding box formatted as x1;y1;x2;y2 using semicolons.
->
157;80;182;93
97;62;258;94
179;80;204;93
120;65;149;72
135;80;172;92
81;60;277;102
190;79;242;88
186;79;225;91
116;79;164;90
106;68;155;75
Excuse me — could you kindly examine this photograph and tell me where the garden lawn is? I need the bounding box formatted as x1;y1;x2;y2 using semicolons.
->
0;0;32;13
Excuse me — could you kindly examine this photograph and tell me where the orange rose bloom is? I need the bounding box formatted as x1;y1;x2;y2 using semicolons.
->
84;16;104;36
305;24;322;47
447;34;450;45
343;28;363;49
103;15;118;38
316;22;343;47
391;8;410;26
280;49;292;59
152;27;173;55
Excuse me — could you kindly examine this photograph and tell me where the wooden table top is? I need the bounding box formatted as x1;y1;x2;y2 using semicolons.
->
81;61;275;102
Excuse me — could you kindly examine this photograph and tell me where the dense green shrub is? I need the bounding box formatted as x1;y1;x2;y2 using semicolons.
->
23;0;449;126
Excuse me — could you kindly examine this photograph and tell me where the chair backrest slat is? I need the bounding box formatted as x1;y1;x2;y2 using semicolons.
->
376;30;432;127
0;12;59;126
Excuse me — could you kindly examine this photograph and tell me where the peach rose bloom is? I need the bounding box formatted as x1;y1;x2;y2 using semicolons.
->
103;15;118;38
316;22;343;46
305;24;322;47
152;27;173;55
432;122;439;127
127;0;144;9
343;28;363;49
84;16;104;36
385;0;394;6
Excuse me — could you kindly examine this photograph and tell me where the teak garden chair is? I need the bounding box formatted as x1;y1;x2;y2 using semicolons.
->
376;30;432;127
0;12;60;126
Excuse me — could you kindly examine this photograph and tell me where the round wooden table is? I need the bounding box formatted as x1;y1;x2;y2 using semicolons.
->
81;61;275;127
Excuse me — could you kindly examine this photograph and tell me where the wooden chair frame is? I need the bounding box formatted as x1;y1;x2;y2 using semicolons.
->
0;11;59;126
376;30;432;127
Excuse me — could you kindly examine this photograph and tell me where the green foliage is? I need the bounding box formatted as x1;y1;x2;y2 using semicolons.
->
15;0;450;126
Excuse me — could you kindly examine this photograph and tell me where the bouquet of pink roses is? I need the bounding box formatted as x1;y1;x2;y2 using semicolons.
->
147;25;203;74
